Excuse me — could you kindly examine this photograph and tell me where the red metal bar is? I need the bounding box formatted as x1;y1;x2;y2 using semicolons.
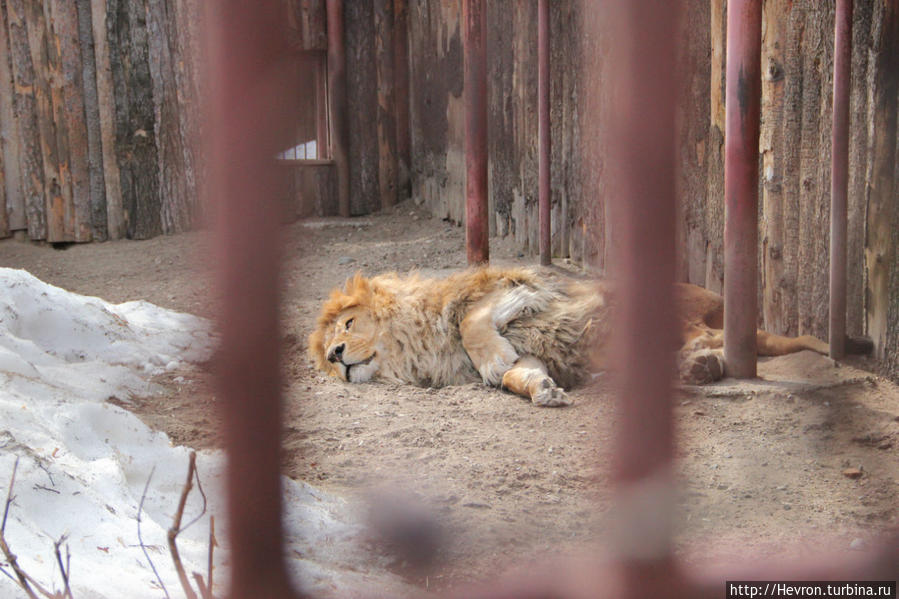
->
327;0;351;217
206;2;299;598
609;4;680;594
723;0;762;379
463;0;489;265
394;0;411;200
829;0;852;360
538;0;551;266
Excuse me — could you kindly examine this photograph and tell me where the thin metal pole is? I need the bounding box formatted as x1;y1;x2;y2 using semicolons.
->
723;0;763;379
207;1;299;597
327;0;350;217
463;0;489;265
829;0;852;360
538;0;551;266
608;2;681;595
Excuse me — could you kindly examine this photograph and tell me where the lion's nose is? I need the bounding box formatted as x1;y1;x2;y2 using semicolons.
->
327;343;345;363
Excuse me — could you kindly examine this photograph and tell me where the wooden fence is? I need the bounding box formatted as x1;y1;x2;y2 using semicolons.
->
0;0;203;242
406;0;899;375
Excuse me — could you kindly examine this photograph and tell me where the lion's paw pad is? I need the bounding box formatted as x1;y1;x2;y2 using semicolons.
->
532;378;571;407
680;349;724;385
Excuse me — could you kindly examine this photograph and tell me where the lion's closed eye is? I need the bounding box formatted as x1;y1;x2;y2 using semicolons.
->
345;318;354;331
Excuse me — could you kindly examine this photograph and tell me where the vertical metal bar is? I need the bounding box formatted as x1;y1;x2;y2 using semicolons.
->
608;2;681;595
394;0;411;201
829;0;852;360
327;0;350;217
538;0;551;266
723;0;762;379
463;0;489;265
206;2;298;597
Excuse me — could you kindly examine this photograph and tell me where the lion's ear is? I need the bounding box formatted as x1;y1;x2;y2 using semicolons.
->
343;271;372;303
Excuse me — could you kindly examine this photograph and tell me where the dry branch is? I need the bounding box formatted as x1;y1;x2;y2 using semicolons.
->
167;452;199;599
137;465;169;599
0;457;69;599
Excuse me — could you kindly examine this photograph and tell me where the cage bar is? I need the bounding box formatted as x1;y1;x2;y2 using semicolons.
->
327;0;351;218
538;0;551;266
829;0;853;360
723;0;763;379
463;0;489;265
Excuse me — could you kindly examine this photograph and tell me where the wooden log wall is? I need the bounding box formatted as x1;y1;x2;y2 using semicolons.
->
0;0;202;242
405;1;899;374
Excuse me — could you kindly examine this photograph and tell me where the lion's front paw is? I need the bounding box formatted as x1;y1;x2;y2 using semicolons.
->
531;377;572;407
680;349;724;385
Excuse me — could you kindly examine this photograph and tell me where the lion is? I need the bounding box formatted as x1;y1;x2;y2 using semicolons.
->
308;266;828;406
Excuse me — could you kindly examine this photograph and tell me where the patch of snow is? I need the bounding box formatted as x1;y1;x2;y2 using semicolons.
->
0;268;408;598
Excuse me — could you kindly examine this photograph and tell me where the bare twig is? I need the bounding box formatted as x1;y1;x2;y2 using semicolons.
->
206;516;216;597
137;466;169;599
36;462;54;488
33;485;60;495
0;457;50;599
2;457;19;535
53;535;72;599
167;452;199;599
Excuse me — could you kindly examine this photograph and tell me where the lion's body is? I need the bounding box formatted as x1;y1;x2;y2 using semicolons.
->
309;266;828;406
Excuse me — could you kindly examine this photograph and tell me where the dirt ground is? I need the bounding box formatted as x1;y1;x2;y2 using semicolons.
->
1;201;897;592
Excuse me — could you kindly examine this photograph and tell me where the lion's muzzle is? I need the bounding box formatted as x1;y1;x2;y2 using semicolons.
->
327;343;345;363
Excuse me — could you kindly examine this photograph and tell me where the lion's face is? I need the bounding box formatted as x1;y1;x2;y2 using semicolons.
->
311;306;381;383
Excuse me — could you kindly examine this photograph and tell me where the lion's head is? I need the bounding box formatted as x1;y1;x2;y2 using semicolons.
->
308;273;391;383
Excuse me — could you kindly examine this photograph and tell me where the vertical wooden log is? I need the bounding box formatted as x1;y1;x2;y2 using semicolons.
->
723;0;762;379
23;1;69;241
49;0;92;241
75;0;107;241
538;0;551;266
463;0;488;265
704;0;727;293
829;0;852;359
760;0;788;335
847;1;874;339
107;0;162;239
393;0;410;201
0;0;25;234
314;54;329;158
374;0;397;210
865;2;898;359
91;0;125;239
4;0;44;239
327;0;350;217
147;0;192;234
775;5;805;336
796;4;830;340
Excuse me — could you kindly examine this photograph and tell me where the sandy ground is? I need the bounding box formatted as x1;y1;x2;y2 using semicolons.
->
1;202;897;592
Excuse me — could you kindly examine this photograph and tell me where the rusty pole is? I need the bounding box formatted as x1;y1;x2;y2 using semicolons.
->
394;0;412;201
723;0;762;379
327;0;351;217
829;0;852;360
608;2;682;595
538;0;551;266
463;0;489;265
207;1;299;598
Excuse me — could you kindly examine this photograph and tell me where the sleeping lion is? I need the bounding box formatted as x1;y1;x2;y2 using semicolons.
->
308;266;828;407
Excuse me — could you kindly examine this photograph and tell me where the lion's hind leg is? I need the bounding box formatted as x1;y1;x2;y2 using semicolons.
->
501;355;571;407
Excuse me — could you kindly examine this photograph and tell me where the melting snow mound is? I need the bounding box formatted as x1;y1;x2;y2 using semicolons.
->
0;268;409;598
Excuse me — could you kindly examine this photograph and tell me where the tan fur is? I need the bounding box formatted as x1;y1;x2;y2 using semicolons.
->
308;267;828;405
